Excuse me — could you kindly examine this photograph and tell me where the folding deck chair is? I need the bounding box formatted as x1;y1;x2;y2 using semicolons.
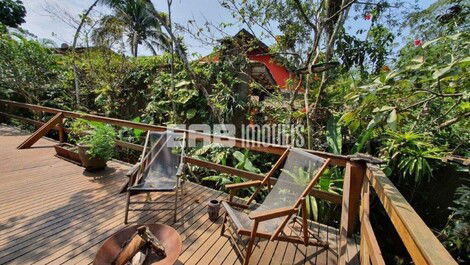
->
221;148;331;265
124;131;186;224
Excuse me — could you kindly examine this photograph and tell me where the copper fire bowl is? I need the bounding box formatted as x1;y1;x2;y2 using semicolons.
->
93;224;182;265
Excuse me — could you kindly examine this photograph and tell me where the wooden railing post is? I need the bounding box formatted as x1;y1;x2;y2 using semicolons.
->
339;161;366;265
347;161;366;235
58;117;65;143
360;177;371;265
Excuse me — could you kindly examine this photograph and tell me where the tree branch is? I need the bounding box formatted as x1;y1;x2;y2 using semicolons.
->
292;0;317;30
324;0;357;23
414;89;463;98
438;112;470;129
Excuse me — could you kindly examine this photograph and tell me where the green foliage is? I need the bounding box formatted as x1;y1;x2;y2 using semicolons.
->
336;25;394;74
75;120;117;160
69;118;90;144
95;0;170;56
442;185;470;263
408;0;469;39
189;143;271;197
381;131;444;184
0;0;26;28
326;116;342;155
0;34;72;106
233;150;261;173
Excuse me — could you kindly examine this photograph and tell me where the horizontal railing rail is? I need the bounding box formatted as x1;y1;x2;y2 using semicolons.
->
0;99;457;265
0;99;349;166
364;164;457;265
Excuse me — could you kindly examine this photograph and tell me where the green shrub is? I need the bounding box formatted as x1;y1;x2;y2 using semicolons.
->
71;119;116;160
442;185;470;263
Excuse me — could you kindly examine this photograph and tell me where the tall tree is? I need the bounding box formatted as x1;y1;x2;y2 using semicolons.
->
96;0;170;56
0;0;26;28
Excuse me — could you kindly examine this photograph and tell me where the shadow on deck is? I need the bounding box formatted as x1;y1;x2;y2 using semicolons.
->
0;124;359;265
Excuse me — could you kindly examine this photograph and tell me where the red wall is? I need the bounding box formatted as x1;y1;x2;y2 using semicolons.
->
247;53;292;89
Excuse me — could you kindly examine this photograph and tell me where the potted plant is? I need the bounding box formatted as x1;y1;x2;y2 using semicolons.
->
54;143;82;165
72;119;116;171
54;119;89;165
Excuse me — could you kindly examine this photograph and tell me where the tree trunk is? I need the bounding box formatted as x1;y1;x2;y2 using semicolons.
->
132;32;139;57
309;0;352;119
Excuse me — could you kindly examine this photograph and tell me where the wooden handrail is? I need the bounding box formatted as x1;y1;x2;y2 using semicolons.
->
365;164;457;265
0;99;349;166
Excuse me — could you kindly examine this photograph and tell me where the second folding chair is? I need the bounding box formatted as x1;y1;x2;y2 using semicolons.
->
124;131;186;224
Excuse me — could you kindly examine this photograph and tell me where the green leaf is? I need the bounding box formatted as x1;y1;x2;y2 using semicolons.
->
174;88;198;104
243;160;260;173
432;64;453;79
339;111;354;125
373;106;395;113
367;112;386;130
422;37;441;48
186;109;197;119
232;151;245;163
326;116;342;155
387;109;397;130
352;129;373;153
175;80;192;88
455;56;470;66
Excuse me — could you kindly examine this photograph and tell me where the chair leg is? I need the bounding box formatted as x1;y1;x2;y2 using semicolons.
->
174;188;178;222
220;212;228;236
244;221;258;265
124;192;131;224
244;236;256;265
181;180;185;195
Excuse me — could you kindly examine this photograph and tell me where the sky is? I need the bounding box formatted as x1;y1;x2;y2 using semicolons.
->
23;0;239;56
21;0;433;57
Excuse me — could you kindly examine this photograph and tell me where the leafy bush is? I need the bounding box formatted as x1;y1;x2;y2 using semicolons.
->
71;119;116;160
0;33;72;107
381;131;445;184
441;185;470;263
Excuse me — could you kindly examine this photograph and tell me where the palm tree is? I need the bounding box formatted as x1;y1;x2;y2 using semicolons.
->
94;0;170;56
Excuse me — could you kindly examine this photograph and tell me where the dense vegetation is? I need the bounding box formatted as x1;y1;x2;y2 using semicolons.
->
0;0;468;263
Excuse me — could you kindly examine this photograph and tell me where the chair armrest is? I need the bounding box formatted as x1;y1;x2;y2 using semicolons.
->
225;180;262;190
126;163;141;177
248;207;297;221
222;200;250;209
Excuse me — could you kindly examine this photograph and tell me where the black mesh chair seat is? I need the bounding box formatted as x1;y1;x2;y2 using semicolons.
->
124;131;186;223
222;201;280;234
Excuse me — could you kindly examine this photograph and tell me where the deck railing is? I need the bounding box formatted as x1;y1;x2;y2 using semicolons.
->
0;99;457;265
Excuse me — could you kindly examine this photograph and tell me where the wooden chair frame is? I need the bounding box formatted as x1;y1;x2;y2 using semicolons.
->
221;148;331;265
124;131;186;224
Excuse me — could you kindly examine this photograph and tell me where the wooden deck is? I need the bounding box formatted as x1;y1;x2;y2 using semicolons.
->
0;124;359;265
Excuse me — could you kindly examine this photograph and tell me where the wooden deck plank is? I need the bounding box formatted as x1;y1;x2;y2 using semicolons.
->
38;184;208;265
68;184;224;265
0;124;358;265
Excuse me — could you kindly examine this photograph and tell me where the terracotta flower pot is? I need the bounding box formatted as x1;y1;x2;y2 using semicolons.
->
207;199;220;222
77;145;107;172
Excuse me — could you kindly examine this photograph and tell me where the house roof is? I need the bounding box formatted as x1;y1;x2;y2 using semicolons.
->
198;29;301;91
